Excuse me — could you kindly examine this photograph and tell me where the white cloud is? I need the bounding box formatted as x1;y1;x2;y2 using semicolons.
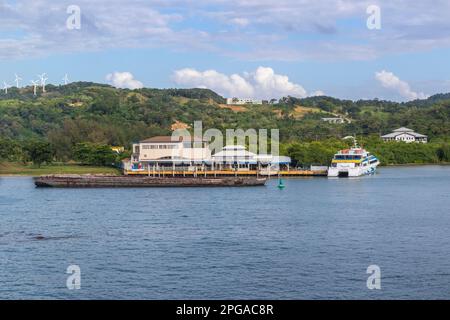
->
173;66;318;99
106;72;143;89
229;18;250;27
173;68;254;97
3;1;450;62
252;66;307;98
375;70;428;101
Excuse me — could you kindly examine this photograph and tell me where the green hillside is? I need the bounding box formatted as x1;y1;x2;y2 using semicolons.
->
1;82;450;166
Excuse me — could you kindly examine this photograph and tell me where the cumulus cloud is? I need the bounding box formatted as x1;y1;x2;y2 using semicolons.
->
173;66;320;99
106;72;143;89
173;68;254;97
375;70;428;101
252;67;307;98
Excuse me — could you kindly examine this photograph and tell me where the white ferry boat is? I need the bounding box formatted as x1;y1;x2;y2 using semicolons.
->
327;142;380;177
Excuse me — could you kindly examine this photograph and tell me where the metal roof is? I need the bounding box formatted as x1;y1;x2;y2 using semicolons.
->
393;127;414;132
381;131;427;138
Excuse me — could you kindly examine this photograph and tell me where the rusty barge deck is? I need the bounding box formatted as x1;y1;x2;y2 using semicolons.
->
34;175;267;188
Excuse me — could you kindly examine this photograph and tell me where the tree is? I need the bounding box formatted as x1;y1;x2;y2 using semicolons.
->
73;143;117;166
0;138;22;161
23;140;54;167
436;143;450;162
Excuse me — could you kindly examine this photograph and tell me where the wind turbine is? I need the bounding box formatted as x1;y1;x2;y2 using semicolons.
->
14;74;22;87
62;74;69;85
3;81;11;94
38;73;48;93
30;80;39;96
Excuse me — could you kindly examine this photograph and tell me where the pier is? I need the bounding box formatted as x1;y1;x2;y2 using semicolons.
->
123;135;328;178
124;169;327;177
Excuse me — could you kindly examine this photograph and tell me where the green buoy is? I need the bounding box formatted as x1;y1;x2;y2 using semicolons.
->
277;178;285;190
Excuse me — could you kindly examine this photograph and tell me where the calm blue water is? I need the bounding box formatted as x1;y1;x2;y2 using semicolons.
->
0;166;449;299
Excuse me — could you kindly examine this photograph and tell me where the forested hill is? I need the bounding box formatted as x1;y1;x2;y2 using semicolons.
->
1;82;449;160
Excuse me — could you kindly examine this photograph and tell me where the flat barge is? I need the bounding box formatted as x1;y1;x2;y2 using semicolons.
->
34;175;267;188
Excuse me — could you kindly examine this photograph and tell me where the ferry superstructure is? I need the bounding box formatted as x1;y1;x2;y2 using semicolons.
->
327;144;380;177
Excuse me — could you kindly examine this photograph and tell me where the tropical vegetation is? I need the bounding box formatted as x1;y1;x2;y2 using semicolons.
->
0;82;449;170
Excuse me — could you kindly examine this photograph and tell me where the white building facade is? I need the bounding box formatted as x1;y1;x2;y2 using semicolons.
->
226;97;263;105
128;136;211;171
381;127;428;143
321;117;346;124
124;137;291;173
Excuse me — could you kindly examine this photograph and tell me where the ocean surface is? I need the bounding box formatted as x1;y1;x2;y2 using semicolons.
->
0;166;449;299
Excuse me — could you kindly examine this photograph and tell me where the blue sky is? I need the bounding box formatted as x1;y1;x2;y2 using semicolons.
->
1;0;450;101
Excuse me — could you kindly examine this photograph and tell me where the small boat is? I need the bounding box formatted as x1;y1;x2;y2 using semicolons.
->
327;141;380;177
34;175;267;188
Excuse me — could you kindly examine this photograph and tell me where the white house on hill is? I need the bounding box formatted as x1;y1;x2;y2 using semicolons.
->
381;127;427;143
321;117;346;124
226;97;263;105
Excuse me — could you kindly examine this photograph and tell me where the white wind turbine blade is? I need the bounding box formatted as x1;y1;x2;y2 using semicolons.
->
14;74;22;87
38;73;47;82
3;81;11;93
30;80;39;95
63;74;69;84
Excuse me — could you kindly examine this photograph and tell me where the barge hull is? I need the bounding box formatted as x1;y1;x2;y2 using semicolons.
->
34;175;267;188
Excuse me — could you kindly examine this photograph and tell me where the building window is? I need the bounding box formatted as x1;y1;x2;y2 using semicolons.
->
141;144;178;150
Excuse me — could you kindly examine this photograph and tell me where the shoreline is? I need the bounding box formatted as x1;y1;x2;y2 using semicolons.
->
0;163;121;177
380;163;450;167
1;163;449;177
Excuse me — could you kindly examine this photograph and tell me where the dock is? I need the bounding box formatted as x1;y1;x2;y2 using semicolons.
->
124;169;327;177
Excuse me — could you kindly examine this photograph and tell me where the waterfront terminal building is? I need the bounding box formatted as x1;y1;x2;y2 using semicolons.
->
123;136;293;176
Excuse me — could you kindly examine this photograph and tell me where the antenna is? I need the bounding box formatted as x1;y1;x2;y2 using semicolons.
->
14;74;22;87
3;81;11;94
38;73;48;92
30;80;39;96
62;74;69;85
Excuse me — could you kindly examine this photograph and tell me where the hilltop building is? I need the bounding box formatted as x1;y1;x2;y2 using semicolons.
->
321;117;346;124
381;127;427;143
226;97;263;105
